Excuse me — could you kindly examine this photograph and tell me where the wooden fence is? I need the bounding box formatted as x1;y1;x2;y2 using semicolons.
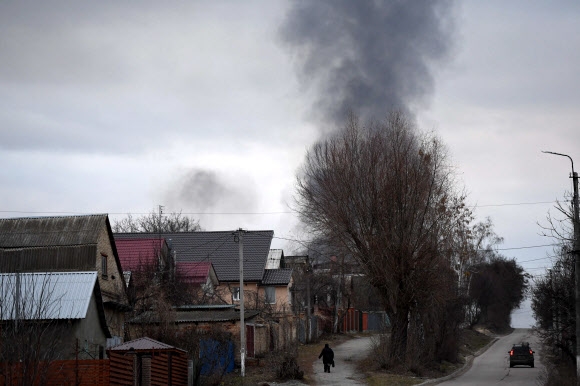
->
1;350;189;385
0;359;109;386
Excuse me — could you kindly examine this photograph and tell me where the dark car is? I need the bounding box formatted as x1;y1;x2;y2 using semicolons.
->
509;342;534;368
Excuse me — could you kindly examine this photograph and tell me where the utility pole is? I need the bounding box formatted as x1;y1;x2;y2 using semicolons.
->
543;151;580;384
236;229;246;377
306;256;312;343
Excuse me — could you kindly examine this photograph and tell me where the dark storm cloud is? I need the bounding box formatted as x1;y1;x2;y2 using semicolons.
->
279;0;456;128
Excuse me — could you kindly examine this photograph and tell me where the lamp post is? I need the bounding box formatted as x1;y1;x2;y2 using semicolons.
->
542;151;580;384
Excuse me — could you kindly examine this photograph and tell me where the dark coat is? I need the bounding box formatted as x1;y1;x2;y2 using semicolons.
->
318;344;334;365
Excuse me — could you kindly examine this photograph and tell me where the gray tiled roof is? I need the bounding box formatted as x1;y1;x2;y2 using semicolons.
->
0;214;108;247
261;269;293;285
114;231;273;282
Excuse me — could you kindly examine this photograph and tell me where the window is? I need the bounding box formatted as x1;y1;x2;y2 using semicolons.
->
232;287;240;301
101;254;108;279
265;286;276;304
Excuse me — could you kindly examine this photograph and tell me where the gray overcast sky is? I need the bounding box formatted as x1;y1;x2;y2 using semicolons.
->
1;1;579;327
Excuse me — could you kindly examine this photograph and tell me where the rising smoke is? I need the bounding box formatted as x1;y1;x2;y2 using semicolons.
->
279;0;456;129
164;169;257;227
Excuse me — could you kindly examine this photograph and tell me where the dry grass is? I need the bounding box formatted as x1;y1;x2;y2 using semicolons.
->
357;328;493;384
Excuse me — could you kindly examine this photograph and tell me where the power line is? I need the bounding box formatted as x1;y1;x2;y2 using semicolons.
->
491;243;559;251
475;200;557;208
517;256;557;263
0;199;564;217
525;266;551;270
0;210;294;216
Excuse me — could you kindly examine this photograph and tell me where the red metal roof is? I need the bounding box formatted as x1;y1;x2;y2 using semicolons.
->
176;261;211;284
115;238;164;272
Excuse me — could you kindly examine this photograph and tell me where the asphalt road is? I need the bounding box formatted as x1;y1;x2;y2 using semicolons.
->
270;335;374;386
437;328;543;385
273;329;542;386
311;336;373;385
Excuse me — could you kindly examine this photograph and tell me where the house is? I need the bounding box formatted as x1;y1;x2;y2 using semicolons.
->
115;231;296;358
114;231;293;313
0;271;111;360
261;268;293;313
114;237;219;306
0;214;130;346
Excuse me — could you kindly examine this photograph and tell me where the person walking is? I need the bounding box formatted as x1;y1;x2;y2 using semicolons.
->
318;343;335;373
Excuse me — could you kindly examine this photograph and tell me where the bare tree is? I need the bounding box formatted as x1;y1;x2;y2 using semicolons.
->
533;198;577;381
531;196;578;384
0;273;72;386
532;244;575;365
113;209;202;233
295;111;467;368
453;217;510;326
293;237;355;334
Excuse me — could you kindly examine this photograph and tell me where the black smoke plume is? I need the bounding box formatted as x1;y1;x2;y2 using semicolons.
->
279;0;456;128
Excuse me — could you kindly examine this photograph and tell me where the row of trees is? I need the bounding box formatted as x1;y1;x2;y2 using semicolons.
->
294;111;527;370
112;210;202;233
532;199;577;382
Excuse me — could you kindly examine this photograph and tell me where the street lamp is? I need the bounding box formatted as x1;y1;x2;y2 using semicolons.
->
542;150;580;384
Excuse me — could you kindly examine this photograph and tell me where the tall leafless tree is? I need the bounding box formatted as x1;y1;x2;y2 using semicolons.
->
295;111;468;367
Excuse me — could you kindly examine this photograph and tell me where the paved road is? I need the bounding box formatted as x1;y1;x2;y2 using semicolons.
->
273;329;540;386
270;336;373;386
437;328;543;385
312;337;373;385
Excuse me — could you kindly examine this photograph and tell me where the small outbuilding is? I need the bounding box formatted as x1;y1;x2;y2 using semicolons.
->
108;337;188;385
